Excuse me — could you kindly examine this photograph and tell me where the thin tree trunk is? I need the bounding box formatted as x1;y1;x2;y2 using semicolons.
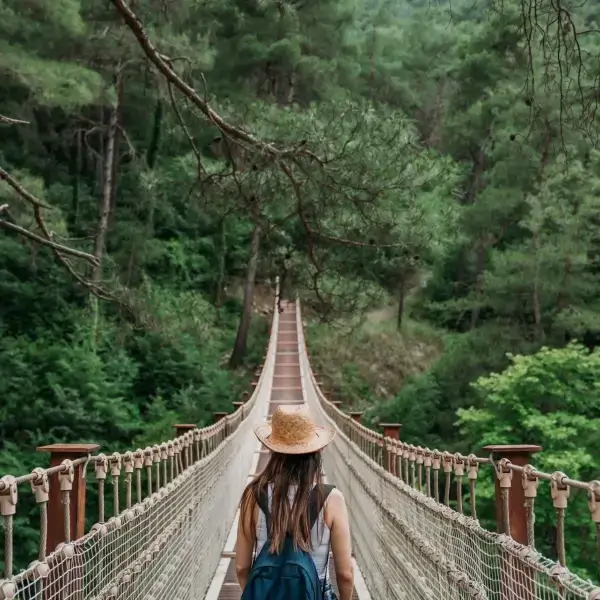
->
533;119;551;340
215;217;227;310
397;277;406;330
286;73;295;105
229;223;261;368
470;243;486;329
70;130;81;228
90;72;121;344
126;99;162;287
108;75;125;231
532;231;544;341
92;95;119;283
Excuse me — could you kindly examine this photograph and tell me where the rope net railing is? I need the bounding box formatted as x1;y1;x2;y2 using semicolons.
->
0;289;279;600
295;299;600;600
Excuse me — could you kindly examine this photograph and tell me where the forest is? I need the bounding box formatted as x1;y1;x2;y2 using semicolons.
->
1;0;600;583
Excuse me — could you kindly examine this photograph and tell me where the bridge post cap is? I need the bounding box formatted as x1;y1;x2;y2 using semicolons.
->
37;444;100;455
482;444;542;454
232;401;244;407
349;411;363;416
379;423;402;428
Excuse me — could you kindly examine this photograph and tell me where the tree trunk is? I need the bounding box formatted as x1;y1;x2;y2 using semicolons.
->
470;243;486;329
108;75;125;232
146;100;163;169
397;277;406;330
532;231;545;341
215;217;227;310
126;99;162;287
70;130;81;228
90;74;121;344
533;119;551;339
229;223;261;368
92;97;119;283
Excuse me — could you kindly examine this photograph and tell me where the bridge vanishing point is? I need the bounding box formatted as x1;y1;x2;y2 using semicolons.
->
0;286;600;600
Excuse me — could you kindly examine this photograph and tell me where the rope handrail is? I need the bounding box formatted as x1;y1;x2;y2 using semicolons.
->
326;400;600;560
296;298;600;599
0;280;281;598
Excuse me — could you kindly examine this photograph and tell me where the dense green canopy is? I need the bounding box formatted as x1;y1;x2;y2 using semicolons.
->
1;0;600;579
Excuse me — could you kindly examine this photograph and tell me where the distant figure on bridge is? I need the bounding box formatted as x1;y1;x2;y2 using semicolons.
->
235;404;354;600
277;251;293;313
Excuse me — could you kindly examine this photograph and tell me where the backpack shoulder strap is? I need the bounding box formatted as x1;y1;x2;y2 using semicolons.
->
256;489;270;533
308;484;335;531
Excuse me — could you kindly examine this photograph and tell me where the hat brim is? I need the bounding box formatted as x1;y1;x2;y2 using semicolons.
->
254;423;335;454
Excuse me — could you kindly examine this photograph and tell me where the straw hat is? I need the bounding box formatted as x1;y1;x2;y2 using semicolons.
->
254;404;335;454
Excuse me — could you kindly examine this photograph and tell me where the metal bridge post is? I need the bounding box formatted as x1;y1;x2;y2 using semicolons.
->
173;424;196;438
349;411;363;424
233;401;245;419
37;443;100;554
213;412;228;423
173;425;197;468
37;443;100;600
483;444;542;600
214;412;229;440
380;424;402;475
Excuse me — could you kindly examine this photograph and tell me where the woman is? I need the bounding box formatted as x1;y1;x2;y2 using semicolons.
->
236;404;354;600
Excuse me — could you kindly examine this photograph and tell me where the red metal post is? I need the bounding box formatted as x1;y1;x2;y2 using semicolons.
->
483;444;542;600
213;412;228;423
380;423;401;441
37;443;100;554
482;444;542;542
349;411;363;424
173;424;196;437
380;424;402;474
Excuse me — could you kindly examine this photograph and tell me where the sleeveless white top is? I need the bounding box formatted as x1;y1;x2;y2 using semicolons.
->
255;484;331;582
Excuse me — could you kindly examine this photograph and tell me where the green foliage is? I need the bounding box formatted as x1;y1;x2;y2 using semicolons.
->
458;343;600;578
1;0;599;580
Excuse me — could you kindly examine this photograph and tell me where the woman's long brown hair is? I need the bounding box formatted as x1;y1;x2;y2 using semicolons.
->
240;451;324;554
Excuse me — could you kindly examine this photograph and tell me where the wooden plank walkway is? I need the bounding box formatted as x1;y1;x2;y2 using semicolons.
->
215;304;358;599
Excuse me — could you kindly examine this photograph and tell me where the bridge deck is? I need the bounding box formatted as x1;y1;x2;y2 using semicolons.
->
209;304;364;600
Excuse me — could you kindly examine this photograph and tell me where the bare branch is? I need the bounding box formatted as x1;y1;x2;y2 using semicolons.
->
166;80;205;173
0;218;99;264
0;114;29;126
0;166;100;265
32;206;117;301
0;167;52;209
110;0;281;155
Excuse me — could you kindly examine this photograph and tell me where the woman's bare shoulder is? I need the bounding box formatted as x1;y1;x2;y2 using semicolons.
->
327;488;346;506
324;487;346;521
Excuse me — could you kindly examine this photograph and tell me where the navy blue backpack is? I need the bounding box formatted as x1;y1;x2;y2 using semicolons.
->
241;484;335;600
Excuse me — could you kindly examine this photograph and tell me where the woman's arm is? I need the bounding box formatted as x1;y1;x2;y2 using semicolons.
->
326;489;354;600
235;500;256;590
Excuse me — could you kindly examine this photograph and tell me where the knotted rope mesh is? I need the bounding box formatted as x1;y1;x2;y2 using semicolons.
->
2;310;278;600
296;300;600;600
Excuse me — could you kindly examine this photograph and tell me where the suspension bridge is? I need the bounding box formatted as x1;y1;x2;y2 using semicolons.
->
1;287;600;600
